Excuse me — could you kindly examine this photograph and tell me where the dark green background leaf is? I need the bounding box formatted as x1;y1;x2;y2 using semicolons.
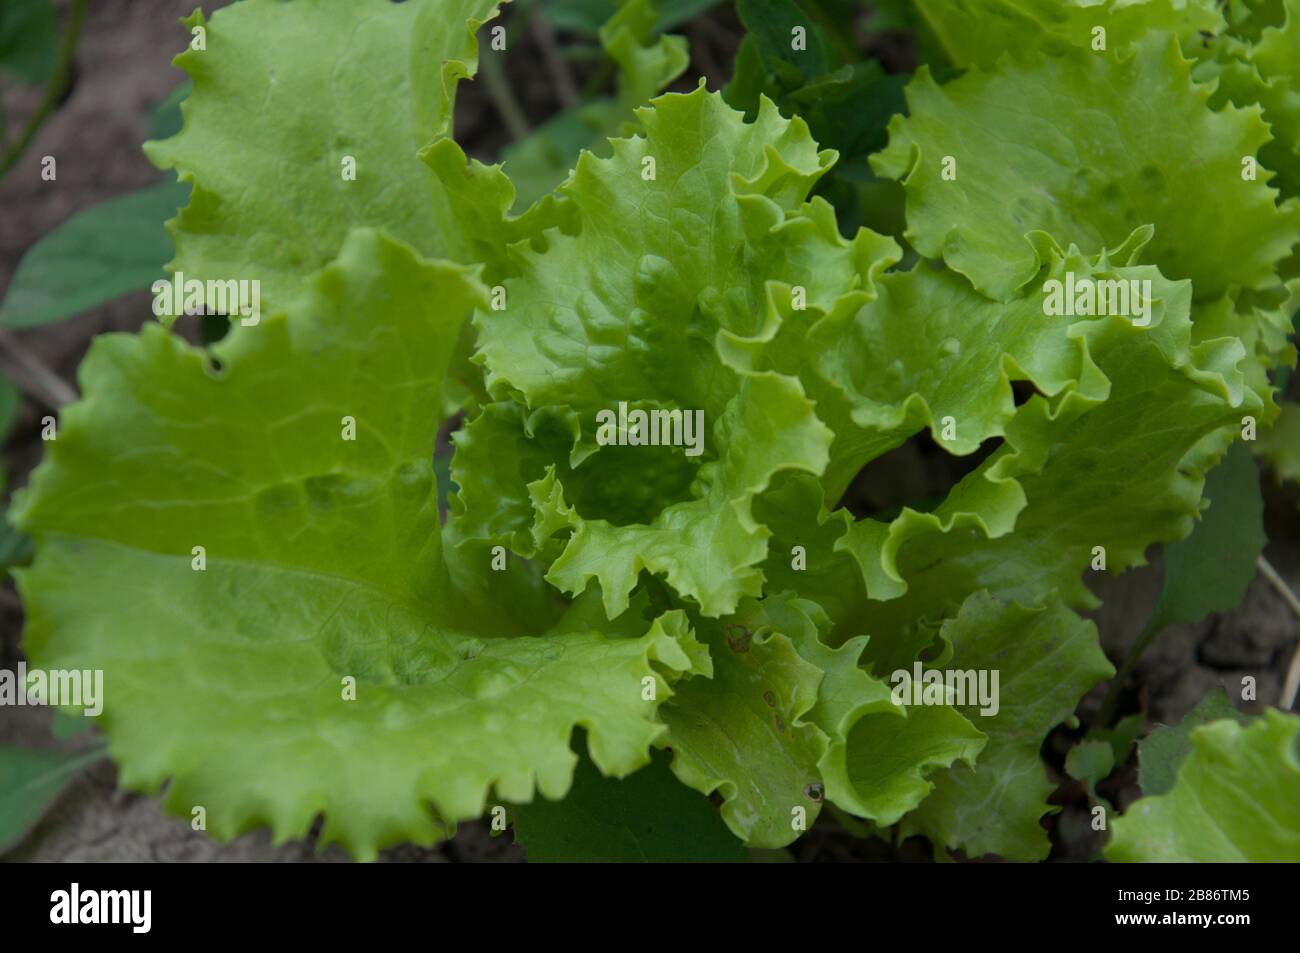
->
150;81;192;142
1064;739;1113;797
0;0;58;85
0;177;189;329
502;107;605;210
0;375;19;442
512;743;746;862
0;510;33;572
1138;690;1254;797
1149;441;1266;632
1101;442;1267;724
542;0;723;34
724;0;908;238
0;743;105;855
0;376;23;559
1094;712;1143;767
50;710;94;740
729;0;836;94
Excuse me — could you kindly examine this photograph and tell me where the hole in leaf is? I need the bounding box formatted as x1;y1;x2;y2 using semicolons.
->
200;312;231;346
839;429;1002;520
1011;379;1041;407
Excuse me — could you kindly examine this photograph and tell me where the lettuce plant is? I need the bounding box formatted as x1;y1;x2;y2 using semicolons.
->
9;0;1300;861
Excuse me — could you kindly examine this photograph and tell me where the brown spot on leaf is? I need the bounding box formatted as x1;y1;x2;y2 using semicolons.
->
724;624;752;653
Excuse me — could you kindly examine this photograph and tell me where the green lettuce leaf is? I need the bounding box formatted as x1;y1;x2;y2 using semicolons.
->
833;263;1258;668
144;0;503;314
1107;709;1300;861
601;0;692;123
478;87;841;413
873;38;1300;306
724;0;910;260
768;595;985;827
753;473;868;639
833;707;986;827
910;0;1222;69
531;371;834;618
902;593;1114;861
658;593;984;844
501;0;690;211
658;600;827;847
446;401;578;560
17;0;1296;864
808;238;1132;474
720;224;1255;696
1222;0;1288;42
1252;1;1300;246
1201;46;1300;206
1191;280;1299;378
1257;400;1300;481
13;229;708;860
469;87;899;618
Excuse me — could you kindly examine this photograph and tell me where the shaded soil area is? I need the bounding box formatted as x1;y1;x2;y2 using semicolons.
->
1;0;1297;863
